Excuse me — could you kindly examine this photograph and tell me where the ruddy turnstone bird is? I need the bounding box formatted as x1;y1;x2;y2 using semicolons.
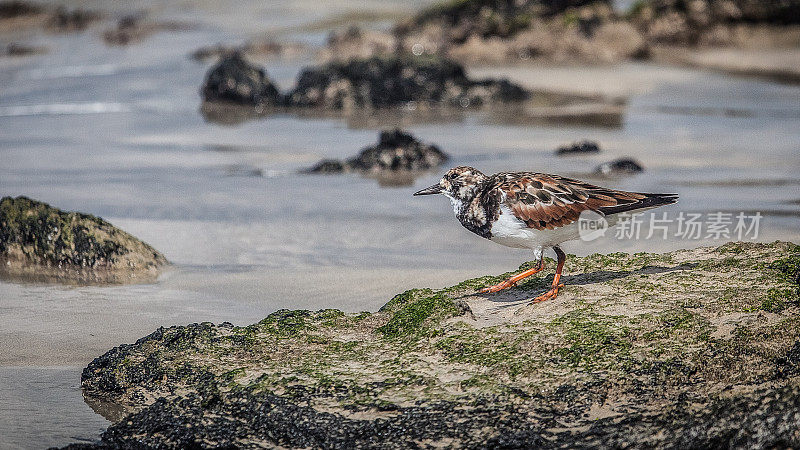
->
414;166;677;303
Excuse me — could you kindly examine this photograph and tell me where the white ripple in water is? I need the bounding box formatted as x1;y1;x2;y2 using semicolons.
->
19;64;121;80
0;102;132;117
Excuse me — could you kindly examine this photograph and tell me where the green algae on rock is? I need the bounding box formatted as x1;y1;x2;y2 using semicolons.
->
0;196;167;283
76;242;799;448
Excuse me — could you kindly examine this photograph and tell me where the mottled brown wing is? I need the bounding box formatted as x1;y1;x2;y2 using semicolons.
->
493;173;651;230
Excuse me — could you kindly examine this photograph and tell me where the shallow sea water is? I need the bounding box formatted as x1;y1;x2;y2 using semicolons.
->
1;0;799;447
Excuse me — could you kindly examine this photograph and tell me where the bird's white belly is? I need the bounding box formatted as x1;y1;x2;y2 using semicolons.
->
489;206;581;249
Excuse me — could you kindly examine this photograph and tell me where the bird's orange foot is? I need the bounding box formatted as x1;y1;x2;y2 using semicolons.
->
479;264;545;294
479;279;516;293
531;283;564;304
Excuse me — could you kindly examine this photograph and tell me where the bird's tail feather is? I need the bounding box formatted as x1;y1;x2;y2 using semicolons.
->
598;193;678;216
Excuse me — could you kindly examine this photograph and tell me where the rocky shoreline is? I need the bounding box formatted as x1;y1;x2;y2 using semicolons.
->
316;0;800;83
65;241;799;448
0;196;167;284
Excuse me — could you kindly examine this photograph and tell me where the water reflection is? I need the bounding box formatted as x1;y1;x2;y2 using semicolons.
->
199;96;626;129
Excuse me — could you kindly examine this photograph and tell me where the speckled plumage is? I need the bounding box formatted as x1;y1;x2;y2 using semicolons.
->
414;166;678;298
417;166;677;244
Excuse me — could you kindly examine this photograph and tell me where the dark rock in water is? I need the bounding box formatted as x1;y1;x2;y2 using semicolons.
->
201;53;282;107
286;56;529;109
349;129;449;172
555;140;601;155
2;42;46;56
302;129;449;175
200;54;532;117
594;157;644;175
302;159;347;174
0;196;167;283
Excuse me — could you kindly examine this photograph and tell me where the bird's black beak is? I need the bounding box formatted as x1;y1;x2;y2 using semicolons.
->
413;184;443;196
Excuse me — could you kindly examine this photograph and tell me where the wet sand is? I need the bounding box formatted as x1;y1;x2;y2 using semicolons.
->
653;47;800;85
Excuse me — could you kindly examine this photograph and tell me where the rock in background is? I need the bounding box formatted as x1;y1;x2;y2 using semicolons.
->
555;139;601;155
0;196;167;283
201;53;283;107
394;0;649;63
594;157;644;175
0;1;102;34
286;55;529;110
303;129;449;175
318;0;800;65
630;0;800;46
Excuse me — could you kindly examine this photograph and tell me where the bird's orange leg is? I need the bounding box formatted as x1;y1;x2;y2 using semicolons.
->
480;260;545;294
531;247;566;304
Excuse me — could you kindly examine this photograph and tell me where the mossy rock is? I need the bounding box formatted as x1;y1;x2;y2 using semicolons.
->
75;241;800;448
0;196;167;283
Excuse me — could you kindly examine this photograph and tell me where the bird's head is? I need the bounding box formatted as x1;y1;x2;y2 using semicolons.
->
413;166;488;202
